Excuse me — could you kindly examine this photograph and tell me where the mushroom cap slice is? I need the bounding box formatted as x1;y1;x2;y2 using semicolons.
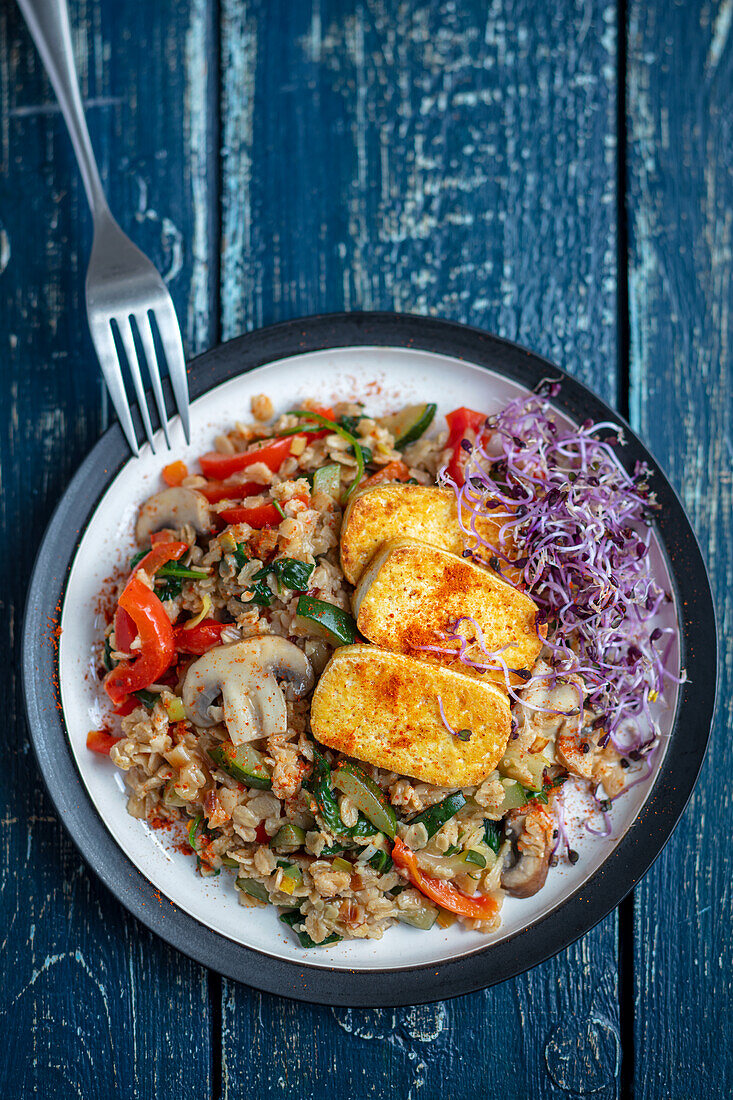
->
182;636;314;745
500;805;554;898
136;487;211;545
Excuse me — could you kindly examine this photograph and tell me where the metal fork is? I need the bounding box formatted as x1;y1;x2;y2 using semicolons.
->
18;0;190;454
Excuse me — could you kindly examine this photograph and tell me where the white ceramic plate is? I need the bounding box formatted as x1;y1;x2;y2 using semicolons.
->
57;344;681;971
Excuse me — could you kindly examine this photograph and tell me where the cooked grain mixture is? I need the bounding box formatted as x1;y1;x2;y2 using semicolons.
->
92;395;660;947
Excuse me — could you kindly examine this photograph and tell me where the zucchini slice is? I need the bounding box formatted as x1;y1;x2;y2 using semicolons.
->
496;779;530;813
499;746;552;789
331;856;354;874
162;693;186;722
377;403;437;448
408;791;466;839
209;741;272;789
270;824;307;853
295;595;359;647
414;846;491;878
332;762;397;839
163;780;187;808
236;877;270;904
394;902;439;930
277;858;305;884
312;464;341;499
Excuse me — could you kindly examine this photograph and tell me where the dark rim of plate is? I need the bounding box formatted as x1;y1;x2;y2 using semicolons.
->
21;311;717;1006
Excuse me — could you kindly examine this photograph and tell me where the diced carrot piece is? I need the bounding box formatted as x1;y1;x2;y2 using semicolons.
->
162;460;188;487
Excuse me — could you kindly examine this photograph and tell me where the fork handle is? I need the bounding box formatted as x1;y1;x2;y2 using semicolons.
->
17;0;110;220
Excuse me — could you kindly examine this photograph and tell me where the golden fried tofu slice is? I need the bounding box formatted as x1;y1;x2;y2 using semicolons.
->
352;539;542;687
340;483;513;584
310;645;511;786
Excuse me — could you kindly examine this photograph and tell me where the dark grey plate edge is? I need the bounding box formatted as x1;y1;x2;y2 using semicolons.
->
21;311;718;1006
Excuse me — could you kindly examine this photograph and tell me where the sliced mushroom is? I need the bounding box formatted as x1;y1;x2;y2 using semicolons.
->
182;636;314;745
500;806;554;898
136;487;211;545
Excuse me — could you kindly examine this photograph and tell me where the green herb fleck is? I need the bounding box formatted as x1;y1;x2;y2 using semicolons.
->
133;689;159;710
262;558;314;592
367;848;393;873
244;576;273;607
318;843;347;857
483;820;502;854
102;636;115;671
188;813;205;852
280;909;342;948
522;786;549;804
233;543;249;570
155;577;183;602
337;414;362;436
156;561;209;581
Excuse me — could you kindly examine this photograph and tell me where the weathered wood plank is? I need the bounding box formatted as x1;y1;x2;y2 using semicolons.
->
0;2;217;1095
626;2;733;1096
219;4;621;1097
220;0;619;403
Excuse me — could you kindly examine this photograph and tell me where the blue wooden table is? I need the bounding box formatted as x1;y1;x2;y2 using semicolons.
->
0;2;730;1096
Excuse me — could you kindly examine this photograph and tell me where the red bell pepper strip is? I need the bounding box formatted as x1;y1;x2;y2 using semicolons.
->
114;541;187;652
308;405;335;421
135;540;188;576
87;728;122;755
199;436;295;479
219;501;285;529
392;837;499;920
162;460;188;486
104;575;176;706
199;479;262;504
174;618;226;655
198;406;338;480
114;607;138;653
359;460;412;490
444;406;487;486
286;406;336;440
113;697;139;717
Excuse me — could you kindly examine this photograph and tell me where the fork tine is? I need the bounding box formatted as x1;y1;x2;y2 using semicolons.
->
87;313;139;456
135;312;170;447
116;316;156;453
153;304;191;444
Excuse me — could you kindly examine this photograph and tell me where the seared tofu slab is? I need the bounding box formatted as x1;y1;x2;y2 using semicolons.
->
310;645;512;786
353;539;542;686
340;483;511;584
